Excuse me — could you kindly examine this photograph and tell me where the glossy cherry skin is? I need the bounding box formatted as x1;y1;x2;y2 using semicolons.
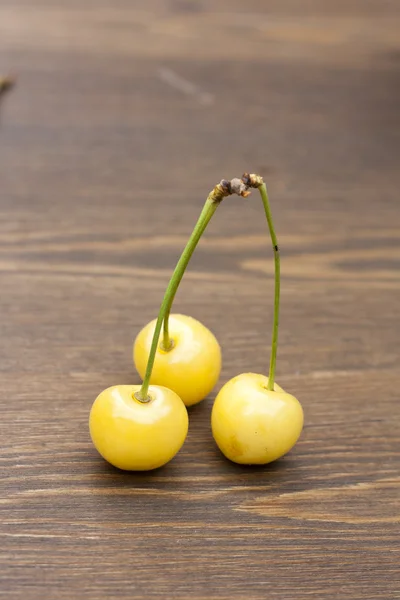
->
133;314;221;407
211;372;303;465
89;384;188;471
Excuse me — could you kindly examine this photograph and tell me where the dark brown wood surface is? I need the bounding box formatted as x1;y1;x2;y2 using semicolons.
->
1;1;399;598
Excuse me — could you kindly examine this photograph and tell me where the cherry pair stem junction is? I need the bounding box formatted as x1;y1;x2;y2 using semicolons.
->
137;174;280;401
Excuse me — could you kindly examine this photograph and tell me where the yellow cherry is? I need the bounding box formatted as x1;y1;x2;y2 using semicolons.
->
134;314;221;407
89;384;188;471
211;372;303;465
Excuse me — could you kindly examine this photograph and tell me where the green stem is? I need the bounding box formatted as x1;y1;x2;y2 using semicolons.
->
137;196;219;401
162;201;211;350
259;183;280;391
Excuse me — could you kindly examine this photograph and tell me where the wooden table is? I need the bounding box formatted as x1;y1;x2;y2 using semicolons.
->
1;1;399;598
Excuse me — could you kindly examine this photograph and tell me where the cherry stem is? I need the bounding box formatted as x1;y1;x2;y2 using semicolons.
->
259;183;280;391
137;196;219;401
162;200;213;351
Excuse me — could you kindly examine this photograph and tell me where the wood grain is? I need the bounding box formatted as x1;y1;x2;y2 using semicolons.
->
1;1;399;598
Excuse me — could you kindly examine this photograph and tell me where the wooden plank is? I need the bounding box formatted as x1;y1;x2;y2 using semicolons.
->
1;1;399;598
